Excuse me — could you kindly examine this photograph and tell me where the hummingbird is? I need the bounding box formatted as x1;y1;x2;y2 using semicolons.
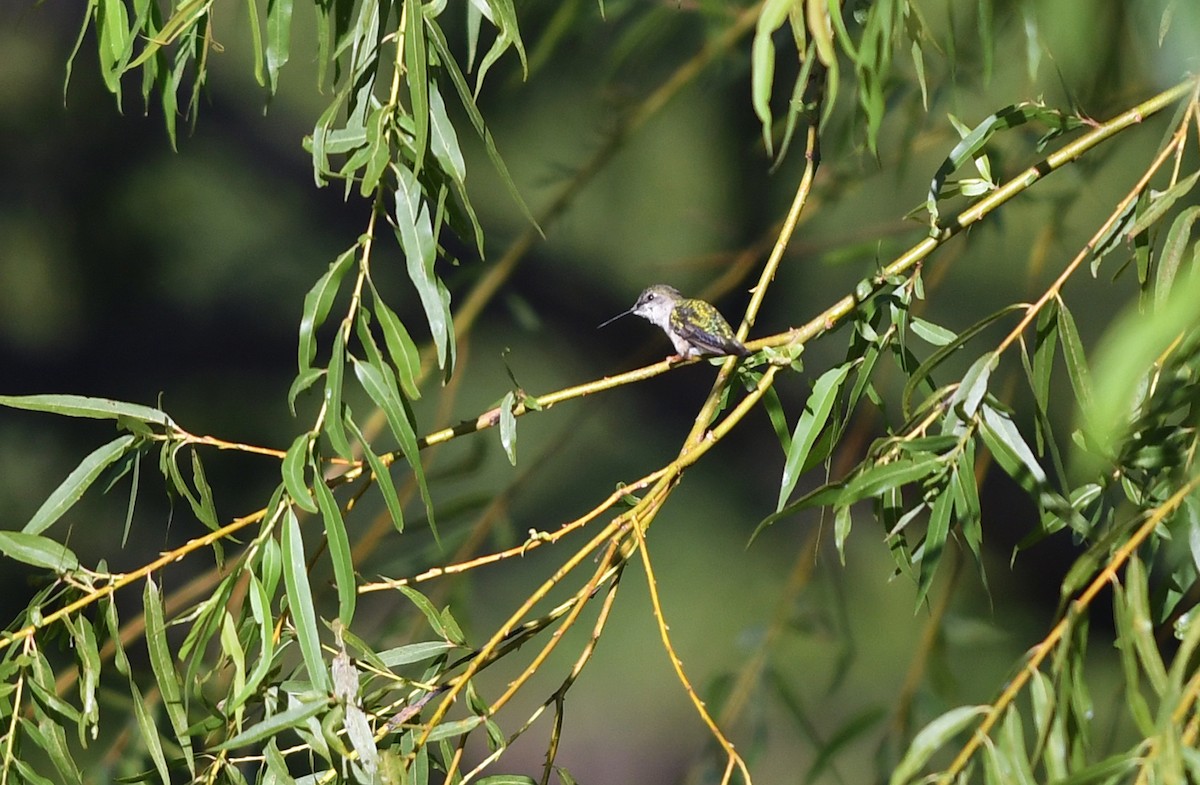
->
599;284;750;360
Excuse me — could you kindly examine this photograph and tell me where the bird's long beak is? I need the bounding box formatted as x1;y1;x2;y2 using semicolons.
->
597;309;633;329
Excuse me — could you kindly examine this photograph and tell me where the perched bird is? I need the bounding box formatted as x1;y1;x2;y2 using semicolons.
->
599;284;750;359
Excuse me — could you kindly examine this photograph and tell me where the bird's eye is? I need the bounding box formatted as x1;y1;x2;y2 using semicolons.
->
646;293;655;301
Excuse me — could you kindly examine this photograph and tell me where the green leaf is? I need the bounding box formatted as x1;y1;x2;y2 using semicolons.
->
777;363;851;511
1056;301;1092;412
404;0;429;171
428;81;466;184
265;0;293;94
0;532;79;572
499;391;518;466
345;414;404;532
352;356;436;538
372;293;423;400
287;367;325;414
24;434;136;535
424;21;539;241
215;696;328;750
901;305;1022;418
472;0;527;94
978;404;1046;489
313;480;356;625
145;577;196;775
322;329;353;459
1155;205;1200;310
840;455;946;506
298;247;355;375
915;489;952;609
910;317;957;346
751;0;792;156
282;509;331;693
227;573;276;711
1128;170;1200;239
393;163;454;372
282;433;319;513
395;585;462;644
126;681;171;785
1123;556;1168;696
0;394;173;427
425;715;483;742
890;705;989;785
377;641;455;667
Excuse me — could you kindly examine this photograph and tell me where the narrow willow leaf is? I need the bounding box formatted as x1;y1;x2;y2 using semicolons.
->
190;449;219;529
978;405;1047;490
0;394;174;427
910;317;956;346
282;433;319;513
377;641;455;668
1128;170;1200;239
145;577;196;775
287;367;325;414
393;163;453;370
833;503;852;565
839;455;946;506
1123;556;1169;696
372;294;423;400
778;363;851;511
428;81;466;184
890;705;989;785
1031;301;1059;444
499;391;518;466
761;387;792;457
72;617;101;734
901;305;1023;418
395;585;456;643
215;696;328;750
915;489;953;609
473;0;527;93
352;357;435;536
474;774;536;785
265;0;293;94
313;480;356;625
228;573;276;711
425;715;484;742
404;0;429;170
0;532;79;572
1055;301;1092;411
323;328;353;459
751;0;792;155
282;509;331;693
345;414;404;532
951;352;998;422
125;682;172;785
1155;205;1200;311
298;247;355;374
1111;580;1156;736
220;612;247;729
121;447;141;547
423;20;539;238
24;435;136;535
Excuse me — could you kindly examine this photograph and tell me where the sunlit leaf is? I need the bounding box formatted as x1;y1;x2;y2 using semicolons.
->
24;435;136;535
777;363;851;511
313;480;356;625
0;532;79;572
282;509;331;693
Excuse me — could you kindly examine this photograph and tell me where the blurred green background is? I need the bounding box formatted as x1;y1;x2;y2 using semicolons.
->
2;0;1198;781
